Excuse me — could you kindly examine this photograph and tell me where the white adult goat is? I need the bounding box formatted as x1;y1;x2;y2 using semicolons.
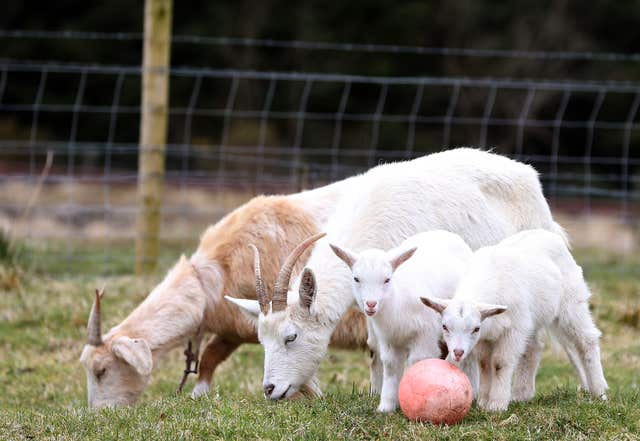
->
227;148;567;401
330;230;476;412
79;177;369;408
421;229;608;412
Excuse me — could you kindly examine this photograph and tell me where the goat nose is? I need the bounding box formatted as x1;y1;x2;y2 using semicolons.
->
264;383;275;397
366;301;377;308
453;349;464;358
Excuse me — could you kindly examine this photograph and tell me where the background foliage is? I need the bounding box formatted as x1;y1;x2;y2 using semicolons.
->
2;0;640;179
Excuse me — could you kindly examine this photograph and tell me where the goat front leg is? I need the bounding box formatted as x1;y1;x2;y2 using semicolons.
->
367;321;383;395
444;352;479;399
475;341;493;407
460;352;479;398
191;336;240;398
377;346;404;413
483;333;525;412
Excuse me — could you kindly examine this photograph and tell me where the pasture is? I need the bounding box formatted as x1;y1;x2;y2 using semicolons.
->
1;242;639;440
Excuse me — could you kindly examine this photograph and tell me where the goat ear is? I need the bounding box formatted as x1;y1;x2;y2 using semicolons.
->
329;243;358;269
388;246;417;272
225;296;261;323
111;336;153;376
477;303;508;320
420;296;449;315
299;268;317;310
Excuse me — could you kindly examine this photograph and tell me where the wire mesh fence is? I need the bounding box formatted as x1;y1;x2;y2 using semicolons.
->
1;31;639;273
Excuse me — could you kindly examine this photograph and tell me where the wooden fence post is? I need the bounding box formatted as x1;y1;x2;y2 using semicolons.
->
135;0;173;274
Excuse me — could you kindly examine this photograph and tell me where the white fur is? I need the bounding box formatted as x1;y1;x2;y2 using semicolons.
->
191;380;211;398
331;231;477;412
241;148;566;399
423;229;608;412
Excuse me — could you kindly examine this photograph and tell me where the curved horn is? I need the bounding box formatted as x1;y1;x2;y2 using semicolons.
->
272;232;326;312
87;287;105;346
249;244;269;315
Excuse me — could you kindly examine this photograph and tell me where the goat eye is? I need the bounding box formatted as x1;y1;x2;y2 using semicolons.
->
442;325;448;332
384;278;390;284
285;334;297;344
353;277;360;283
95;368;106;381
473;327;480;333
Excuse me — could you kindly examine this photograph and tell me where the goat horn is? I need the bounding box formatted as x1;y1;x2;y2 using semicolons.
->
87;287;105;346
272;232;326;312
249;244;269;314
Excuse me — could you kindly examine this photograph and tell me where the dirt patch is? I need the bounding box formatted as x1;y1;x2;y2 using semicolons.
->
1;181;638;252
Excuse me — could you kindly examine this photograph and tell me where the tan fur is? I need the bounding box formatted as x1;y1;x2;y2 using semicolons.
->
112;256;206;348
330;307;368;349
199;196;318;338
82;193;368;406
197;336;240;380
194;195;367;386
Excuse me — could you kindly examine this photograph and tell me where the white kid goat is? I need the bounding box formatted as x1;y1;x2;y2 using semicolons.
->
421;229;608;412
330;230;477;412
227;148;568;401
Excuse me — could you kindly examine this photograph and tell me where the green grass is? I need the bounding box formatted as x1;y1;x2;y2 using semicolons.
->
0;246;639;440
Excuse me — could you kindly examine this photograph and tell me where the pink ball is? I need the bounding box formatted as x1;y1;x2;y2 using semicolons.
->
398;358;473;425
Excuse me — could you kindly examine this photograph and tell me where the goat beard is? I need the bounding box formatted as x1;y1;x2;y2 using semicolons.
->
289;377;322;400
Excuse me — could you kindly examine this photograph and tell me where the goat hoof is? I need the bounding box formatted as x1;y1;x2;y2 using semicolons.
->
190;381;210;398
511;389;535;402
481;399;509;412
376;403;397;413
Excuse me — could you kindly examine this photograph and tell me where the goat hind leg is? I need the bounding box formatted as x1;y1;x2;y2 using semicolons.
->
511;329;544;402
562;338;589;391
556;304;608;399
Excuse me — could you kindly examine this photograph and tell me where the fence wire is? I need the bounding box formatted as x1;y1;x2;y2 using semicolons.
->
0;31;639;273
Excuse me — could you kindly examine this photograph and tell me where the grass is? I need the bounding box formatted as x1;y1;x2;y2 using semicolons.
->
0;246;639;440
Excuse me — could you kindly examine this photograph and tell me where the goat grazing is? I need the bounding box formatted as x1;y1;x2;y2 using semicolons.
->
228;148;568;400
330;230;476;412
421;229;608;412
79;177;369;408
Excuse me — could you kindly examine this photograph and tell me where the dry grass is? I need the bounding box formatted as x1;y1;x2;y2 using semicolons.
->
1;181;638;252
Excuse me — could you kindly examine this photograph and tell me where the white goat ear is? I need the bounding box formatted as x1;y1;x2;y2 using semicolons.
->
225;296;261;323
388;246;417;271
111;336;153;376
299;268;317;310
477;303;508;320
420;296;449;315
329;243;358;269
